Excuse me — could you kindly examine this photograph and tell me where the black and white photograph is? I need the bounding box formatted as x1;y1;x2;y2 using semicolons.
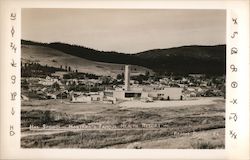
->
21;9;226;149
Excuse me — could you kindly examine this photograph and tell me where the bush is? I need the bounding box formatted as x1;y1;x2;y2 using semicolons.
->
191;141;224;149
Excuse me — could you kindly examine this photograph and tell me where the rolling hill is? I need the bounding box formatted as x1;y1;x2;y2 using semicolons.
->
21;40;226;76
21;44;152;78
136;45;226;75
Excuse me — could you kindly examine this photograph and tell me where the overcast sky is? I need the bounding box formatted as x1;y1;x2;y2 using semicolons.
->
22;9;226;54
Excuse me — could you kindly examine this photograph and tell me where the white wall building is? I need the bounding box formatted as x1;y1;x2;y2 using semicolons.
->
147;87;183;100
72;95;92;103
104;65;184;101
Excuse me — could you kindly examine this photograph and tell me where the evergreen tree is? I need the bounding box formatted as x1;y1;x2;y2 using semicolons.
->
116;74;122;80
52;82;60;91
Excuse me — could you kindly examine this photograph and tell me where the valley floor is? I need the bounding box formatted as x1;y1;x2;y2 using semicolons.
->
21;97;225;149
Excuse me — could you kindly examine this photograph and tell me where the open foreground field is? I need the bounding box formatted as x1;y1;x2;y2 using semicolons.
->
21;97;225;149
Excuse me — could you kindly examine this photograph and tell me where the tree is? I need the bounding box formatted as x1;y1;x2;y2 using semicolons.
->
116;74;122;80
22;79;29;89
71;81;76;86
145;71;150;77
52;82;60;91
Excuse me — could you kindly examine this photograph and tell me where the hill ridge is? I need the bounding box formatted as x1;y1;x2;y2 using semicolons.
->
21;40;226;75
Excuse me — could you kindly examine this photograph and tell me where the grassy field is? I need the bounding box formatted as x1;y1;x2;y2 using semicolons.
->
21;97;225;149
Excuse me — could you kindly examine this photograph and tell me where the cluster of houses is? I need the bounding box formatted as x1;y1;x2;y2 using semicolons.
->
21;65;225;103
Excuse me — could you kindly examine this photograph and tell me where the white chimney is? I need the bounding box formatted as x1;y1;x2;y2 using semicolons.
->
124;65;130;91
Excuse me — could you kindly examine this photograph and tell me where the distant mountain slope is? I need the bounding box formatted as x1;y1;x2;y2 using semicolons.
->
136;45;225;59
136;45;226;75
21;44;152;77
21;40;226;75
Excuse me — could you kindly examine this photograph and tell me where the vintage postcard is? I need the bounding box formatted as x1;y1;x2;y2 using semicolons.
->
0;0;249;159
20;8;226;149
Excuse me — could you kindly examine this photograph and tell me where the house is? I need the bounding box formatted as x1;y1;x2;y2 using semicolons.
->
47;91;68;99
188;74;205;78
51;71;68;79
71;94;92;103
70;91;104;103
87;92;104;101
38;76;62;86
21;95;29;101
41;87;48;92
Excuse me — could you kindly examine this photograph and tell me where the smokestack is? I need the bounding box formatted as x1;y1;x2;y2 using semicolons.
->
124;65;130;91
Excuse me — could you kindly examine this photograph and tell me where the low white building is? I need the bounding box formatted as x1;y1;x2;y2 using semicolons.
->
71;95;92;103
21;95;29;101
103;65;184;101
87;92;104;101
105;86;183;101
147;87;183;100
71;92;104;103
38;76;62;86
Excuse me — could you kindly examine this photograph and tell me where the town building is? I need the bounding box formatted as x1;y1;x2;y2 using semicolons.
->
104;65;184;101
